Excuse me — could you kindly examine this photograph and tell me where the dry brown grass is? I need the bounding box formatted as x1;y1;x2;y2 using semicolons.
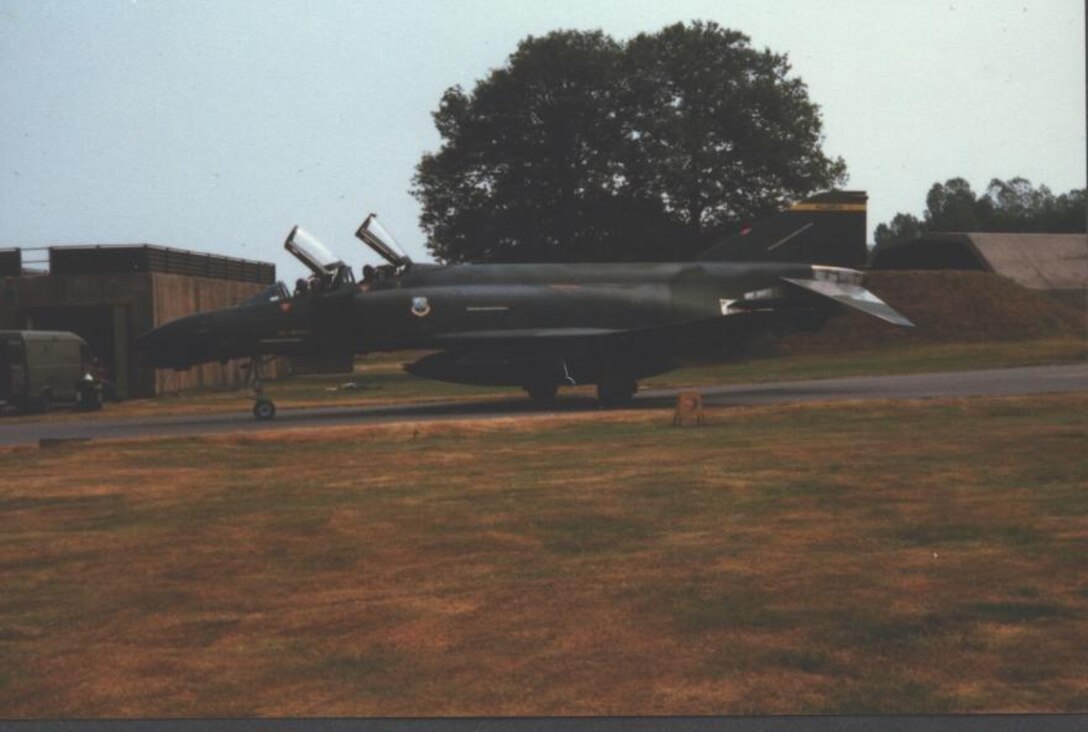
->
1;394;1086;716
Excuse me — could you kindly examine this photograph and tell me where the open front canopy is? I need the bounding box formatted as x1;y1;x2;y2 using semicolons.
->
284;225;344;276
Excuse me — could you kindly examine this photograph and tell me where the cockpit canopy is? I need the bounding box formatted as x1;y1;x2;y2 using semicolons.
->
282;216;410;294
356;214;411;270
284;225;355;293
285;225;344;276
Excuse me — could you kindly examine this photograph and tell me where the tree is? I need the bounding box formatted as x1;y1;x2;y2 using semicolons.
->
874;177;1086;248
622;23;846;242
873;213;923;248
415;31;629;263
413;22;847;263
984;178;1087;232
923;178;989;231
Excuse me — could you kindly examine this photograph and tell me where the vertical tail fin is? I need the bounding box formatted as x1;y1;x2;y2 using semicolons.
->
698;191;868;267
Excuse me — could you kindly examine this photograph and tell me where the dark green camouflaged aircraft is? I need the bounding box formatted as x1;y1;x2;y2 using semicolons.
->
134;191;911;419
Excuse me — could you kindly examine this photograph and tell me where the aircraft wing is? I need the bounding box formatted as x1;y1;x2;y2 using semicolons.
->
781;277;914;327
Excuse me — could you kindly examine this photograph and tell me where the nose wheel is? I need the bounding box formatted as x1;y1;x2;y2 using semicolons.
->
252;397;276;420
246;355;277;420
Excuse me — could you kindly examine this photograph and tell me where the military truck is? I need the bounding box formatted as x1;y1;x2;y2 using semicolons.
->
0;330;103;413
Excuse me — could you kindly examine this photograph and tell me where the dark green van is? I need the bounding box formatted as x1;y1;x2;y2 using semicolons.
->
0;330;103;413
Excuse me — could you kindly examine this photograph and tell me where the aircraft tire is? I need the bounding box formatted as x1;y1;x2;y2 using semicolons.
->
252;398;277;420
596;380;637;407
525;383;559;405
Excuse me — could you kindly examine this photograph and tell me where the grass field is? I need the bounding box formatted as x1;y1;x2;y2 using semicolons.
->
6;336;1084;424
2;392;1086;716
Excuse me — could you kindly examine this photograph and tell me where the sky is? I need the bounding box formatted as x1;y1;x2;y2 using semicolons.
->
1;0;1084;280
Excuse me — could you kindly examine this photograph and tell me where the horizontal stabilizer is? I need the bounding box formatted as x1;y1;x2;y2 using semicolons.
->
782;277;914;327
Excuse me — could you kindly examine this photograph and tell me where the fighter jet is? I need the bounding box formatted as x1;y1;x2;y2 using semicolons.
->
134;191;912;419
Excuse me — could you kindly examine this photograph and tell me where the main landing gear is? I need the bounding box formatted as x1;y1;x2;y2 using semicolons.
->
524;382;559;406
596;380;638;407
523;380;639;407
247;356;277;420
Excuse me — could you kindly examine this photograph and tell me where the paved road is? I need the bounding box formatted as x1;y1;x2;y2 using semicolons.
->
2;363;1085;447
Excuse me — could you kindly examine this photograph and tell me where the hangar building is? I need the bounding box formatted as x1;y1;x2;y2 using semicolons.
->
0;245;280;398
870;232;1087;308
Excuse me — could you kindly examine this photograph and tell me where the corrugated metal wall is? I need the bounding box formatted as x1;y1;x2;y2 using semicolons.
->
9;272;155;397
3;270;287;398
49;245;274;283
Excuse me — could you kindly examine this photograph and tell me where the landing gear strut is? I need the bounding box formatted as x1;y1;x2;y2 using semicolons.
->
524;382;559;406
596;380;638;407
247;356;276;420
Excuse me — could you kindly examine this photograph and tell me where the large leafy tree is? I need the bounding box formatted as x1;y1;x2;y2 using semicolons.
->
874;177;1087;248
621;23;846;244
414;22;847;263
415;31;629;263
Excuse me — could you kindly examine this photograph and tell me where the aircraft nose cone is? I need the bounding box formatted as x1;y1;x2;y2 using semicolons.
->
132;321;181;368
132;315;215;369
130;328;157;352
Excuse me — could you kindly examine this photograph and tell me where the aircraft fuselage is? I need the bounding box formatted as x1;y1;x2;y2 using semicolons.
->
135;260;826;389
132;191;912;410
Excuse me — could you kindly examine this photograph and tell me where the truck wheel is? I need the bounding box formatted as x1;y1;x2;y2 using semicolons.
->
78;388;103;411
32;391;51;414
252;398;276;420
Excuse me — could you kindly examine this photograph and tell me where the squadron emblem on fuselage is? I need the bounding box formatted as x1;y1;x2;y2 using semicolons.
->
411;296;431;317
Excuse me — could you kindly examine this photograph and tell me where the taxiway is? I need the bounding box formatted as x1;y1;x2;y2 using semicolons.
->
1;363;1084;447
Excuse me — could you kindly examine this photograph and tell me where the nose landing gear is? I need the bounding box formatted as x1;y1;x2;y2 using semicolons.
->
246;356;277;420
252;396;276;420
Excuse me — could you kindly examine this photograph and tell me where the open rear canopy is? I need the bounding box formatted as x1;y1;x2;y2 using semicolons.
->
356;214;411;268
